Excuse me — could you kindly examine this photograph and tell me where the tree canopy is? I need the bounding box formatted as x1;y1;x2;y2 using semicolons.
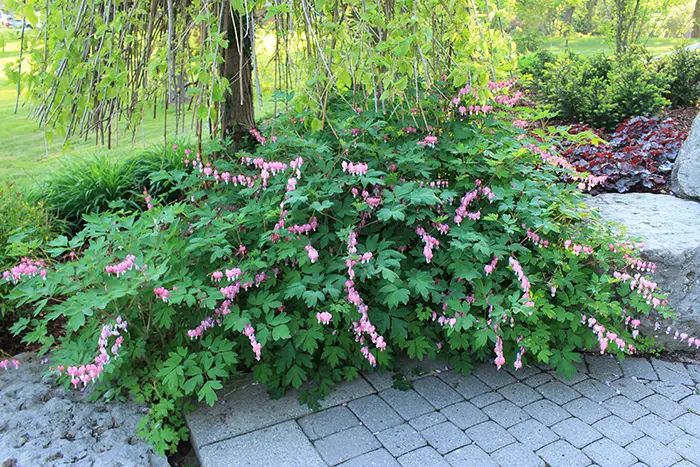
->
5;0;516;148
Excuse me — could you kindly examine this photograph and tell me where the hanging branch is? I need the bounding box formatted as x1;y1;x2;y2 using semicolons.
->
14;18;27;114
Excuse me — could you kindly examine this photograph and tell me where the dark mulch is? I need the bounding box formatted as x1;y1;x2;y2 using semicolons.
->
0;305;66;358
168;439;201;467
0;313;33;357
664;106;699;134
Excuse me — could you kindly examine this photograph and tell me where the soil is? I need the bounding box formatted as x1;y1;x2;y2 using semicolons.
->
168;439;201;467
664;106;700;134
0;313;36;358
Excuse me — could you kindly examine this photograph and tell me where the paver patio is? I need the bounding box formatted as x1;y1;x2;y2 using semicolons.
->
186;355;700;466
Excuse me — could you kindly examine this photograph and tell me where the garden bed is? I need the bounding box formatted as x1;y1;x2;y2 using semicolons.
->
556;110;697;194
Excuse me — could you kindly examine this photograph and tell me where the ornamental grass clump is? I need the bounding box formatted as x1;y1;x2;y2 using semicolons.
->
3;79;672;453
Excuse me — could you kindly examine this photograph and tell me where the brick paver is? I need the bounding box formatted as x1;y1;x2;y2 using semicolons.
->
440;400;488;429
421;421;471;454
375;423;426;456
537;439;590;467
379;388;434;420
593;415;644;446
583;437;637;467
632;413;684;444
612;377;655;401
187;356;700;467
465;420;516;453
348;395;403;432
564;396;612;424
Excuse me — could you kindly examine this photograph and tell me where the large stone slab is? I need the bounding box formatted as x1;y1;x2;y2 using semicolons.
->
587;193;700;349
672;114;700;201
186;373;374;449
0;353;168;467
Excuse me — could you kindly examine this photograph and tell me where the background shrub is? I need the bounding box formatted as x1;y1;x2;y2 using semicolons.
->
519;49;557;86
657;48;700;108
530;49;670;129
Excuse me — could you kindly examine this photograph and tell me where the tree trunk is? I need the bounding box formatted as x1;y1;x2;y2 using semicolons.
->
583;0;597;34
562;6;575;25
220;3;255;149
693;0;700;38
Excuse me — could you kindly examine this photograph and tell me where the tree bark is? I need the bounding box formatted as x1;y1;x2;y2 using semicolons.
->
583;0;597;34
220;3;255;149
693;0;700;38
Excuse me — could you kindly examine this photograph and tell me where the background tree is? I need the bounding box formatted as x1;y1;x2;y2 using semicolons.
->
5;0;515;152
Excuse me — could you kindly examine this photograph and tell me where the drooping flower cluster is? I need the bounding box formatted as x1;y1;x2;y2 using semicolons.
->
417;135;439;148
433;222;450;235
493;91;523;106
563;240;593;256
225;268;242;281
509;256;534;307
488;78;517;92
188;153;305;193
243;324;262;360
153;287;173;302
188;270;277;340
458;105;493;116
345;231;385;366
583;314;635;354
513;119;529;129
341;161;369;176
419;180;449;189
248;157;288;175
2;258;47;283
290;157;304;177
613;271;663;308
528;144;575;171
456;83;477;99
624;254;656;272
613;271;632;281
525;227;549;248
513;337;526;370
0;359;20;370
249;127;267;145
494;335;505;368
143;188;154;210
351;187;383;209
454;180;494;225
288;216;319;235
416;225;440;264
62;316;128;389
187;317;216;339
316;312;333;325
305;244;319;263
656;321;700;348
630;274;661;307
574;174;608;191
104;255;139;277
484;256;499;275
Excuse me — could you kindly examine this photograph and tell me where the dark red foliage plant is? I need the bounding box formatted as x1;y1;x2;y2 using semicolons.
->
558;116;687;194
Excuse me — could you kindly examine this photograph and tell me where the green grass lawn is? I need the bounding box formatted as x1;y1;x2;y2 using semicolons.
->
0;33;194;186
540;36;692;57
